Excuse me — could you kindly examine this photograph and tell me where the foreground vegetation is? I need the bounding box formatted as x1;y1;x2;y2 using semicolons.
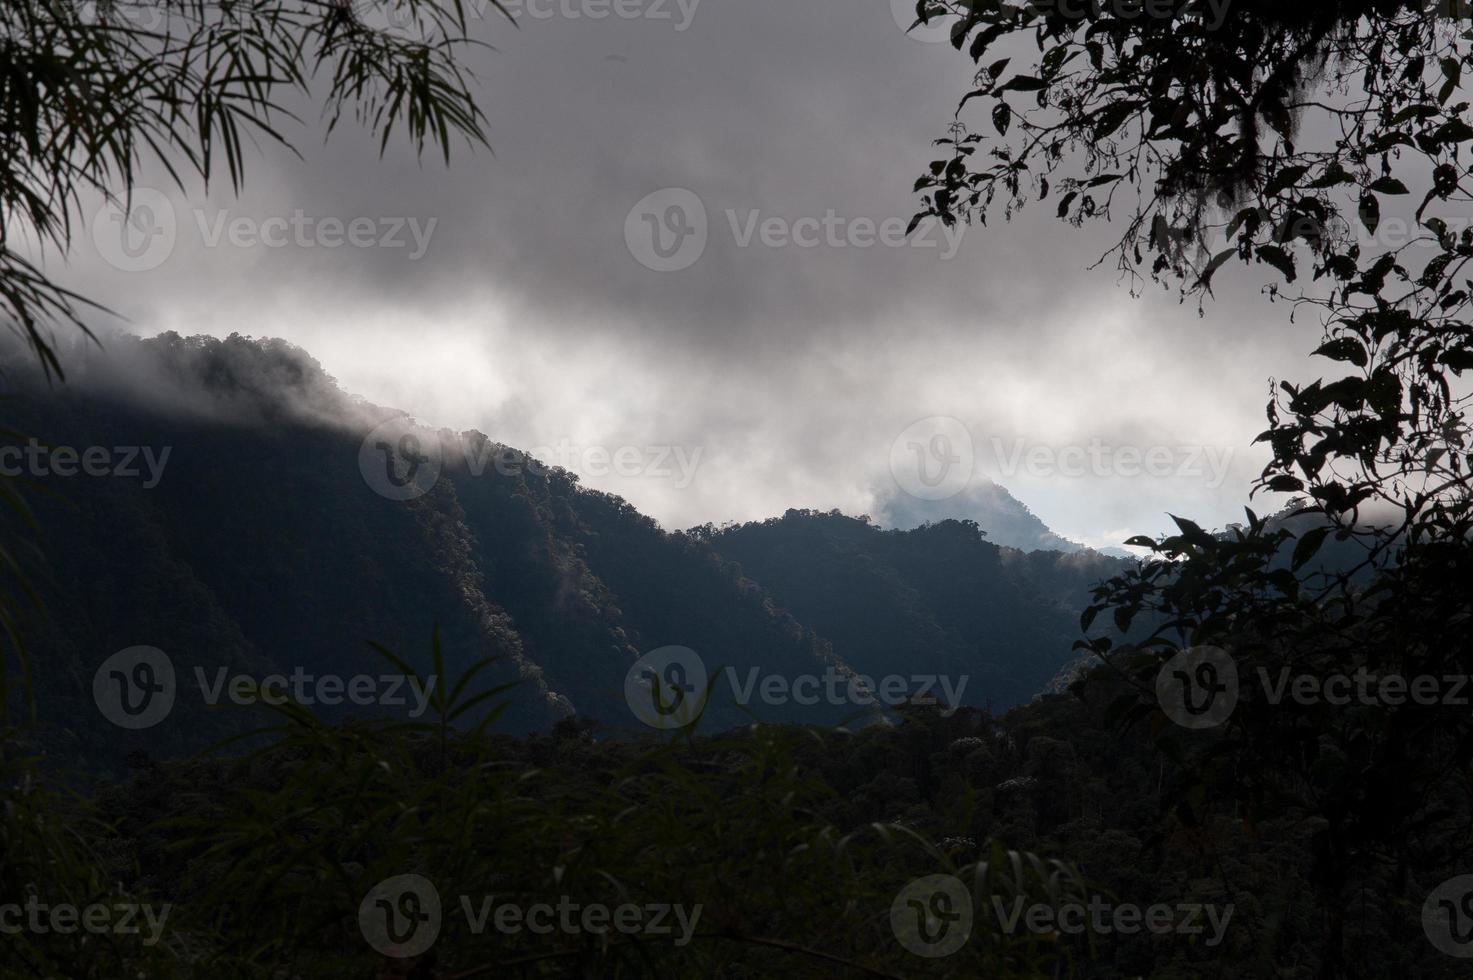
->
2;640;1467;979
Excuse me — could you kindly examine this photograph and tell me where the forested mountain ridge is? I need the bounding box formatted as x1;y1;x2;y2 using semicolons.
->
696;511;1127;709
3;332;1124;770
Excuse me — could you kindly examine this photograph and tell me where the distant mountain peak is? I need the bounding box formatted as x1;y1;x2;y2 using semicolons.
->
875;477;1098;555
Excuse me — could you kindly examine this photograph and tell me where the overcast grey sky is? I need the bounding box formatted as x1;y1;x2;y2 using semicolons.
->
54;0;1319;549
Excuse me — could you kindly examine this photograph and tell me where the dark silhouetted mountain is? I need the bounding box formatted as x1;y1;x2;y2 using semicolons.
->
2;333;1125;771
693;510;1127;708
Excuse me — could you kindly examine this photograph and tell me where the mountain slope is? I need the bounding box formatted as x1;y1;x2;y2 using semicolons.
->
697;511;1126;708
3;332;1121;770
